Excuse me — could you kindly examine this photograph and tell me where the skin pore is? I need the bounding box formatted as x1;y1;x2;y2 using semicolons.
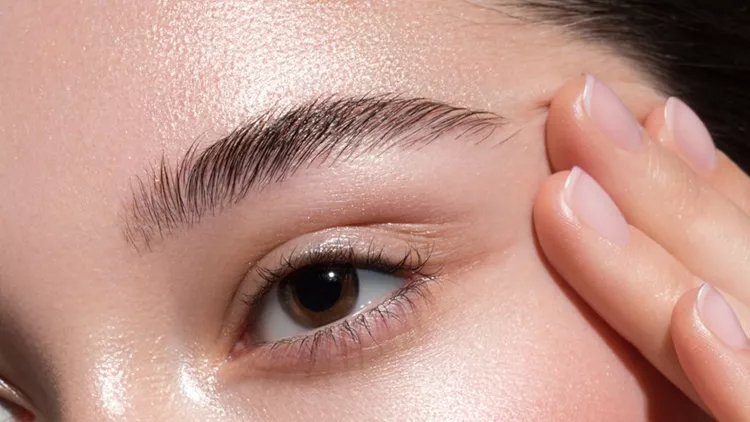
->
0;1;708;420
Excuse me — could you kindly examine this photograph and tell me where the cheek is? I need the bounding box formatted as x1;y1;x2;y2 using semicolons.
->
406;239;699;421
378;248;652;420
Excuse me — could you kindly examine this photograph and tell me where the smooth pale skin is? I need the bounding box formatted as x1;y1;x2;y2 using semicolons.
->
0;1;708;421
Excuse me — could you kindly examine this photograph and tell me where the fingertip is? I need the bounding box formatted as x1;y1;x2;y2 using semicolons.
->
546;74;649;172
671;284;750;421
671;284;703;345
548;74;589;116
547;74;667;174
644;102;669;145
533;170;581;263
533;170;573;228
672;284;750;352
546;75;589;171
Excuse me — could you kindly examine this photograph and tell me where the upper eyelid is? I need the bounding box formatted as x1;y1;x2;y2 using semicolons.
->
122;95;503;252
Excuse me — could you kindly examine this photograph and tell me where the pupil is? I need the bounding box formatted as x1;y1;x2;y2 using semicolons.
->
294;264;352;313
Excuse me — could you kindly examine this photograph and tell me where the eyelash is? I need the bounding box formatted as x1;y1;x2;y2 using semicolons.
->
233;241;441;370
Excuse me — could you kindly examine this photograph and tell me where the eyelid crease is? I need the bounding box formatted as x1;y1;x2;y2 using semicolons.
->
123;95;504;252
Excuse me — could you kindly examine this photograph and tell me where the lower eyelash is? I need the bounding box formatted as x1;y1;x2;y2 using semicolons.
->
241;272;440;372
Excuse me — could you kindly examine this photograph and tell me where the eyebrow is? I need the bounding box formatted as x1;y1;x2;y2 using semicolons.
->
123;95;503;250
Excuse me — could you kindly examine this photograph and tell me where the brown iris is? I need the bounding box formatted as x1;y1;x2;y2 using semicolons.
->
278;263;360;328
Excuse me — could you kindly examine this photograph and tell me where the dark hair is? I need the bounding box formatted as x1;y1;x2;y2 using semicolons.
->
523;1;750;172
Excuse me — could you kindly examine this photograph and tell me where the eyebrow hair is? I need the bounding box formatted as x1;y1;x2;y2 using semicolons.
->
123;95;503;250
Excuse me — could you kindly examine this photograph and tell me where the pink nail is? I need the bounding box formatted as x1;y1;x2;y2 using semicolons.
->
665;98;717;171
583;74;642;150
564;167;630;245
697;283;748;350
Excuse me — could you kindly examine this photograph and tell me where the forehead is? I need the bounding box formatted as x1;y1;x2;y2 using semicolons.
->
0;1;573;146
0;1;580;254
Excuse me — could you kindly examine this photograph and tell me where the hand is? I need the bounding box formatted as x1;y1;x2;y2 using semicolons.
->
534;74;750;421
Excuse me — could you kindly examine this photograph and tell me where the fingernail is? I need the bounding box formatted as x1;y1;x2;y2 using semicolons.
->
697;283;749;350
665;98;717;171
564;167;630;244
583;74;642;150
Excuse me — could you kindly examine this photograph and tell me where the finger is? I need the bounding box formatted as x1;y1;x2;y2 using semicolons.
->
672;285;750;422
546;74;750;304
644;99;750;214
533;168;705;408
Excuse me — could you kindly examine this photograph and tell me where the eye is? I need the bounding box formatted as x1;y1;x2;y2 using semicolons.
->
0;402;11;422
254;263;403;342
0;400;32;422
229;238;440;370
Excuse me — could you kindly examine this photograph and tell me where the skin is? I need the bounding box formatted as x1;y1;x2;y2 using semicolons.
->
0;1;712;421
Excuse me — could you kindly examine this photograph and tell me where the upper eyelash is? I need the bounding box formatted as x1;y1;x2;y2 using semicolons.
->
242;240;434;311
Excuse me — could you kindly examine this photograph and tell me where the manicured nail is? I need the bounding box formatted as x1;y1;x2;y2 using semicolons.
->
697;284;749;349
665;98;717;171
564;167;630;244
583;74;642;150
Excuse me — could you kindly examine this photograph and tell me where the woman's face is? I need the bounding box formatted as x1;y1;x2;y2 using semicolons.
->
0;1;708;420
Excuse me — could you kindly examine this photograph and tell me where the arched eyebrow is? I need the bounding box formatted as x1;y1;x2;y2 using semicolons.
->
123;95;503;251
